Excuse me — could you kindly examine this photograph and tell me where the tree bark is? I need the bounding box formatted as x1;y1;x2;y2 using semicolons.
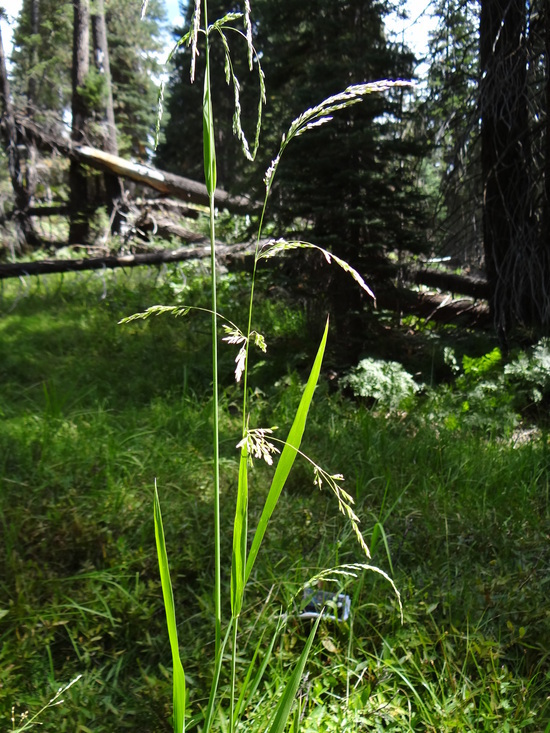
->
0;241;255;279
480;0;548;337
25;0;39;208
544;0;550;236
0;23;39;253
69;0;91;244
412;268;489;300
91;0;124;233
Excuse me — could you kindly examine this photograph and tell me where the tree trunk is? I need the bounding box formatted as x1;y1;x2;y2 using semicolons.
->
544;0;550;236
480;0;549;337
91;0;124;234
0;24;39;253
25;0;39;208
69;0;91;244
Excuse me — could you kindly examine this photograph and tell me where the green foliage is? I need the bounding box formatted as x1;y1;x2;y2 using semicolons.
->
504;337;550;404
11;0;73;115
10;677;83;733
415;345;515;435
105;0;165;157
77;66;107;113
142;6;407;732
154;486;186;733
423;0;481;261
244;320;330;585
158;0;428;294
3;0;550;729
427;339;550;433
462;346;501;376
340;357;420;411
0;272;549;731
11;0;164;158
266;614;323;733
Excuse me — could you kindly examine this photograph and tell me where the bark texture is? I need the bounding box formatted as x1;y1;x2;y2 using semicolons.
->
480;0;550;336
0;24;39;252
91;0;124;233
69;0;91;244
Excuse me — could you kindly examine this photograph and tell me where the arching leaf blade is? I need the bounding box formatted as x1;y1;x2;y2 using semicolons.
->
245;318;329;584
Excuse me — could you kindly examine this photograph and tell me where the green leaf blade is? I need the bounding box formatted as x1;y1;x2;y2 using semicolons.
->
203;67;217;195
154;484;186;733
245;318;329;584
267;614;322;733
231;447;248;618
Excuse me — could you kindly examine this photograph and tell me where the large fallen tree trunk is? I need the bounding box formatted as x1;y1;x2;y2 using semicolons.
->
0;250;490;327
132;211;207;242
15;116;253;213
77;146;253;212
0;241;255;279
412;268;489;300
134;198;200;219
375;283;491;328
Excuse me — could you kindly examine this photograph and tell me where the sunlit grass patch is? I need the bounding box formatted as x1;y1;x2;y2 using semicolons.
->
1;267;549;730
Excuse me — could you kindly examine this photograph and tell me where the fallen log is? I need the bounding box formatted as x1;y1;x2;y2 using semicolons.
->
15;115;253;212
375;284;491;328
0;241;255;280
132;211;207;243
412;268;489;300
77;146;252;212
134;198;201;219
0;255;489;327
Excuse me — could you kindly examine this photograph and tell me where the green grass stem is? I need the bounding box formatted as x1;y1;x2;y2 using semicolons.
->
202;0;222;662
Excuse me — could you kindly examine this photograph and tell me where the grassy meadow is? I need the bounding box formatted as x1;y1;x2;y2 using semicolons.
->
1;265;549;732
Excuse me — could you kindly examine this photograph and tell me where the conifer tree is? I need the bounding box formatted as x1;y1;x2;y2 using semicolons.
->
10;0;164;158
424;0;480;263
158;0;427;293
104;0;165;158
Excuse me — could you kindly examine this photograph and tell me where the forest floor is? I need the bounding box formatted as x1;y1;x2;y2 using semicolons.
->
0;264;549;732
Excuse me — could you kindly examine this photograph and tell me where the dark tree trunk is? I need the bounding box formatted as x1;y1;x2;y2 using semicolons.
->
25;0;39;207
544;0;550;234
480;0;549;337
69;0;91;244
91;0;124;234
0;24;39;253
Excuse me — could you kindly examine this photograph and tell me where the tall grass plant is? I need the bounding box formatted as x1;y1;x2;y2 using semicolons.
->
129;3;405;731
2;2;549;730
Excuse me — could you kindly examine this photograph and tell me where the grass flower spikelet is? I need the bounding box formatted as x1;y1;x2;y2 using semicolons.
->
237;427;280;466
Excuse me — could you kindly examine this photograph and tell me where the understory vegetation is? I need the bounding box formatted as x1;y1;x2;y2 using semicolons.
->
1;268;549;732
